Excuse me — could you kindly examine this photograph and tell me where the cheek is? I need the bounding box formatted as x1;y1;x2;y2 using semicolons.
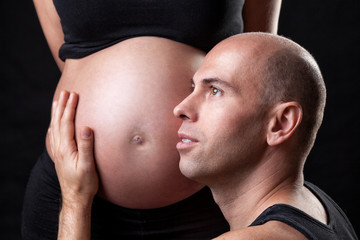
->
200;117;242;161
208;113;264;155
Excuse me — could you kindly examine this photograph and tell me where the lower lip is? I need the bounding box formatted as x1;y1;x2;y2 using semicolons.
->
176;140;198;150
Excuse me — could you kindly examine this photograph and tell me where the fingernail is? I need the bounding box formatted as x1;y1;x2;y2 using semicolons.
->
81;128;91;138
52;101;57;108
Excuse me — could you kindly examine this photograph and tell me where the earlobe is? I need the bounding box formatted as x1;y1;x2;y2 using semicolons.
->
267;102;302;146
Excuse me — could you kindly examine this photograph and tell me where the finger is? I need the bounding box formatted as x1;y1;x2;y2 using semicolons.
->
49;100;57;135
51;91;69;160
49;100;58;157
50;100;57;126
77;127;95;168
63;92;78;123
61;92;79;142
54;91;70;127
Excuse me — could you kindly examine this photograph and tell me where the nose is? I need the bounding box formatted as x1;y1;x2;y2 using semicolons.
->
173;95;197;121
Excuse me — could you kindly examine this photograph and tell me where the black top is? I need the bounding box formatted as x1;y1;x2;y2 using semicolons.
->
250;182;358;240
52;0;244;61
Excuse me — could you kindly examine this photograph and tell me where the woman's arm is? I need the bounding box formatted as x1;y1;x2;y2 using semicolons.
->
33;0;65;71
242;0;282;34
49;91;99;239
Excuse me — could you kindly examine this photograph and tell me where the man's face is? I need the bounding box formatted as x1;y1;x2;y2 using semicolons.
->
174;45;268;185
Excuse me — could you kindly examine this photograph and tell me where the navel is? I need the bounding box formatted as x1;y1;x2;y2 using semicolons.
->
131;135;144;145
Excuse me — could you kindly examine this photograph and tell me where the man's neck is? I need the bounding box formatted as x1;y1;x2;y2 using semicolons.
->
209;153;304;230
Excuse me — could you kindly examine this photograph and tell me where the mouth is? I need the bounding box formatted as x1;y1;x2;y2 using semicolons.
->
181;138;193;143
177;133;198;149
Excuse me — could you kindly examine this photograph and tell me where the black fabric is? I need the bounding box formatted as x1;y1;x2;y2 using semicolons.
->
52;0;244;61
21;149;229;239
250;182;358;240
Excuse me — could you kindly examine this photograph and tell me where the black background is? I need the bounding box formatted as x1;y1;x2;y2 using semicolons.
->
1;0;359;239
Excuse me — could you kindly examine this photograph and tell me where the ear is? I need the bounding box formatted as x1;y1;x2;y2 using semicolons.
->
266;102;302;146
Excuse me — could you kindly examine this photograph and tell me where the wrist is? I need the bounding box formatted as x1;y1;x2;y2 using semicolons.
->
58;196;93;240
61;195;94;212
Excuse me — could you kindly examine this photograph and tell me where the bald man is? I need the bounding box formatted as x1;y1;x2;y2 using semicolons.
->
50;33;358;239
174;33;358;239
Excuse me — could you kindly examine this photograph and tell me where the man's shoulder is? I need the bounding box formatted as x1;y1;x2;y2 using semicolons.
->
213;221;307;240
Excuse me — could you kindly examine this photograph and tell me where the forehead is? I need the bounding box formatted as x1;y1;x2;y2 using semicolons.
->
194;46;263;92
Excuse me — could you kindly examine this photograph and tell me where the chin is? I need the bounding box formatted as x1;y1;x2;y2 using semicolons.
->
179;156;197;178
179;156;207;184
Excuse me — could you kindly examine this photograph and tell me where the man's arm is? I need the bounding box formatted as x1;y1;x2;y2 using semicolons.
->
58;201;92;240
213;221;307;240
242;0;282;34
49;91;99;239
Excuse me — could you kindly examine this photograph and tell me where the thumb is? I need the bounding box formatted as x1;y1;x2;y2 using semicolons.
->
78;127;95;163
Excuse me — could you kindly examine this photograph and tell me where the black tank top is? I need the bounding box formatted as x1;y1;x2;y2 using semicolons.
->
52;0;244;61
250;182;358;240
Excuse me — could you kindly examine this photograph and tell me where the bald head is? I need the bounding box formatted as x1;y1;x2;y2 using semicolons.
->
209;33;327;156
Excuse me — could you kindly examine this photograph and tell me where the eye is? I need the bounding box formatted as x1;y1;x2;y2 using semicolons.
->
210;86;222;96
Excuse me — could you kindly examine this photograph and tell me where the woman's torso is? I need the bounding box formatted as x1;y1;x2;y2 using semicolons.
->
47;0;244;208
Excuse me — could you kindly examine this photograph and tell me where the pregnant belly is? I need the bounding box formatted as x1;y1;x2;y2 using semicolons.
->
47;37;205;208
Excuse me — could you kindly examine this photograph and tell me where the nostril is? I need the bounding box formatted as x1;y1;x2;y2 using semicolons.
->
179;114;188;120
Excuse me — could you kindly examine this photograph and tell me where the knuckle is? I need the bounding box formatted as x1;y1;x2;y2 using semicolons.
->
60;116;67;125
78;141;93;152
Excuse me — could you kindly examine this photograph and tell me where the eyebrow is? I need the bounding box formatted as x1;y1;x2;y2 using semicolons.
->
191;77;238;91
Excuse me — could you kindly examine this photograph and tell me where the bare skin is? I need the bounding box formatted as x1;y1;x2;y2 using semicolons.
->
33;0;283;209
214;221;307;240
